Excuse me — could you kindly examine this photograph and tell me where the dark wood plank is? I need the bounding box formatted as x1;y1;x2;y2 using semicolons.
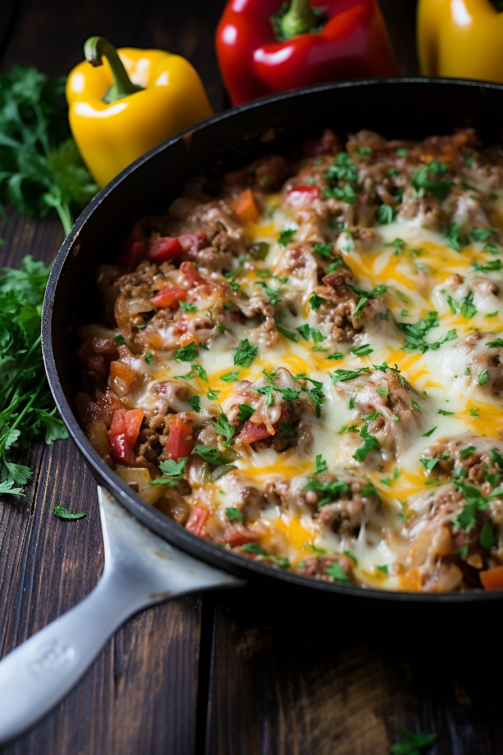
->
205;588;503;755
0;0;223;750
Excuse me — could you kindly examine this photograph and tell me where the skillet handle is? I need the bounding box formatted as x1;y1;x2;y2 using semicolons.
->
0;568;147;745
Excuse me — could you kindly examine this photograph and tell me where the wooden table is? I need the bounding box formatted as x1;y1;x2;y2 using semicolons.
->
1;1;502;753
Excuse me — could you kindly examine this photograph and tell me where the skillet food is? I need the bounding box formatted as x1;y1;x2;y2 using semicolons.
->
75;127;503;593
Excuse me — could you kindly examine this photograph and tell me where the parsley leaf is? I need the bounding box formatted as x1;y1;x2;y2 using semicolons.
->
276;323;298;341
150;457;188;487
312;243;332;258
376;204;394;224
207;388;220;401
220;371;240;383
398;311;457;353
174;341;198;362
193;445;233;466
309;292;327;311
353;424;380;462
256;280;282;304
278;228;296;247
180;301;197;312
52;506;87;520
325;562;351;582
472;259;503;273
188;395;200;412
226;507;243;523
213;414;235;448
412;165;453;199
390;729;438;755
234;339;258;368
237;405;255;422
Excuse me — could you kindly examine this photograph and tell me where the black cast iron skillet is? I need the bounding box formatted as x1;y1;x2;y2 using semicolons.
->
42;78;503;603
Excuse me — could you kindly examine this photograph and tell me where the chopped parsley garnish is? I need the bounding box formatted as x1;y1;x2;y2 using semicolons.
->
412;165;453;200
296;324;325;345
309;292;327;311
469;408;480;417
422;426;437;437
174;341;198;362
304;477;350;506
313;454;328;475
234;338;258;368
240;542;268;556
312;243;333;258
438;408;455;416
114;334;126;345
276;323;298;341
325;562;351;582
52;506;87;520
220;371;240;383
478;368;489;385
355;146;372;155
237;405;255;422
327;352;344;360
180;301;197;312
256;280;282;304
351;344;374;357
453;480;503;531
395;149;409;157
193;445;233;466
459;445;475;458
179;364;209;383
353;423;380;462
188;395;200;412
213;413;235;448
398;311;457;353
144;353;154;364
376;204;394;224
480;521;497;549
280;420;295;438
322;184;356;203
385;238;405;252
486;338;503;348
226;507;243;523
390;729;438;755
278;228;296;246
472;259;503;273
331;367;371;384
376;385;388;397
420;457;439;471
207;388;220;401
471;227;494;242
150;457;188;487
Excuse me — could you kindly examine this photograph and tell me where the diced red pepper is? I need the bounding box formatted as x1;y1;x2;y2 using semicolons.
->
287;185;320;207
480;565;503;590
178;232;208;255
237;420;273;445
185;506;209;537
108;408;144;465
150;287;188;309
224;524;258;548
165;415;194;460
180;261;208;287
148;236;184;263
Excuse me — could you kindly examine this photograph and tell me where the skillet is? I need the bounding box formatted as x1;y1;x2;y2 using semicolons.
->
42;77;503;603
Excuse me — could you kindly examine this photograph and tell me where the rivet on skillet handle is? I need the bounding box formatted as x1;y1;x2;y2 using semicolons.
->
0;488;245;745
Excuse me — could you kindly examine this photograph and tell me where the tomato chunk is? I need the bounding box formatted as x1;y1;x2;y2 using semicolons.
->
480;565;503;590
185;506;209;537
224;524;258;548
148;236;184;262
238;420;272;444
287;185;320;207
165;415;194;460
108;408;144;465
231;188;259;224
180;261;207;287
150;287;187;309
118;233;147;267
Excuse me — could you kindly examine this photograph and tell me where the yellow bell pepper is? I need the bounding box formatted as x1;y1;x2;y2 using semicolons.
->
66;37;213;188
418;0;503;83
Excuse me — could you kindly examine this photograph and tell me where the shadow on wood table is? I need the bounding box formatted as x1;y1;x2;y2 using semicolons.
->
1;1;502;753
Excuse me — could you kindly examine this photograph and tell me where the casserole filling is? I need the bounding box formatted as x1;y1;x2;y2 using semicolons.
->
75;128;503;592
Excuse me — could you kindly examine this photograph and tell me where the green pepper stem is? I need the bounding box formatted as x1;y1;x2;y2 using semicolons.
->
84;36;143;104
279;0;319;38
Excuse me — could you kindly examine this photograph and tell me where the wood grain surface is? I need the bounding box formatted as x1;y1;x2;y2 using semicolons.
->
1;2;501;754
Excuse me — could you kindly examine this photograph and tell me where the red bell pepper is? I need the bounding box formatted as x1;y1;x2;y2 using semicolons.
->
165;415;195;460
216;0;398;105
148;236;184;263
108;408;144;465
287;184;320;206
185;506;210;536
150;287;188;309
238;419;273;444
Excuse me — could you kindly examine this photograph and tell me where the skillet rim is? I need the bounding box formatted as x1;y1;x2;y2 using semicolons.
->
42;76;503;602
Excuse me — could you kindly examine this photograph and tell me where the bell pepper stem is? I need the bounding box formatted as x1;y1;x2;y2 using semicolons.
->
84;36;143;104
279;0;320;38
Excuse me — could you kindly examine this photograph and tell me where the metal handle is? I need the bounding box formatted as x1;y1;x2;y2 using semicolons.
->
0;488;245;745
0;568;141;744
